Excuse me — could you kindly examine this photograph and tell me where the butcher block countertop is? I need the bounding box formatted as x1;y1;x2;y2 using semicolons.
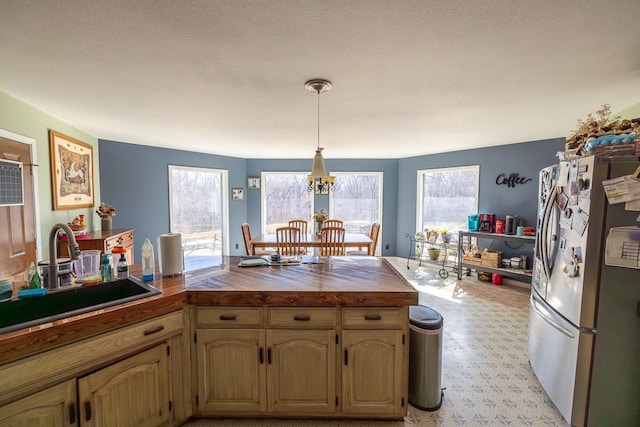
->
0;256;417;364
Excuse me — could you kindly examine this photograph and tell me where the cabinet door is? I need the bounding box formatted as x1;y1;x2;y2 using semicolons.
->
196;329;266;413
267;329;336;414
78;344;170;427
342;330;404;416
0;379;77;426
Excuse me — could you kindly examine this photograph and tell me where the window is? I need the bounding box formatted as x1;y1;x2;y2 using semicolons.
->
330;172;382;231
330;173;383;254
417;165;479;233
262;172;314;234
168;165;228;271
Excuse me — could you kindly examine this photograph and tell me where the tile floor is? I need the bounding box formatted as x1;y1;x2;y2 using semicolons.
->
182;257;568;426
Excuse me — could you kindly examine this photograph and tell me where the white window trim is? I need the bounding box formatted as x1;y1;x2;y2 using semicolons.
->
168;165;229;255
416;165;480;233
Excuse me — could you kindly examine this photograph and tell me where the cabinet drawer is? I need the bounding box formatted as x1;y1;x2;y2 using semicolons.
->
342;307;405;329
105;231;134;252
197;307;263;328
267;307;336;328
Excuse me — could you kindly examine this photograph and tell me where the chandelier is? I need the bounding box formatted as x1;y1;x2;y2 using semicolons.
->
305;79;335;194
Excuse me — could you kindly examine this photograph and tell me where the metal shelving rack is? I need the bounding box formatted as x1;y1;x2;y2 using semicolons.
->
456;230;535;283
406;233;458;279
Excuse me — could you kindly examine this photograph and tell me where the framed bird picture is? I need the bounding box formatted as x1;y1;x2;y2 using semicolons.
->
49;130;94;210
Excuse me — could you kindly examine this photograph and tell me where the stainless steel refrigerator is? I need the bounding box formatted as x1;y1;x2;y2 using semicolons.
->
528;155;640;426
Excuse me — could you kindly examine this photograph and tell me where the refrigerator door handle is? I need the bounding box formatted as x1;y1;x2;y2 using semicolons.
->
530;292;575;338
540;186;557;281
546;202;560;274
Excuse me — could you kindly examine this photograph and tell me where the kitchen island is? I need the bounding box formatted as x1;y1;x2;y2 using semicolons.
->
0;256;418;425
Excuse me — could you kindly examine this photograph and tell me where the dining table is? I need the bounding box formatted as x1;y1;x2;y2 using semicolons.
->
249;233;373;255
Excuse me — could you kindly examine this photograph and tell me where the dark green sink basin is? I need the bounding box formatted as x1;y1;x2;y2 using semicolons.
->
0;277;160;334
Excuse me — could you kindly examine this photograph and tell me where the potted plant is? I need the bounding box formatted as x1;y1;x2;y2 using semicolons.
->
441;229;452;243
427;247;441;261
96;202;116;231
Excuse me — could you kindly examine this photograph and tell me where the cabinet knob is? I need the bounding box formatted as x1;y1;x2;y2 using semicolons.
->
219;314;237;321
364;314;382;321
293;315;310;321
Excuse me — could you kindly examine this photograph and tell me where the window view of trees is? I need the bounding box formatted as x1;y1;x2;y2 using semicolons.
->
331;173;382;235
263;173;313;233
418;166;479;233
169;166;224;271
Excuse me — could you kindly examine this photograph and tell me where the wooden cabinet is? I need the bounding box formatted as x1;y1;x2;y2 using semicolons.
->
342;330;404;416
195;306;337;416
0;311;186;426
196;329;266;413
267;329;335;414
0;379;77;426
341;307;407;417
195;305;407;419
59;229;134;264
79;344;170;427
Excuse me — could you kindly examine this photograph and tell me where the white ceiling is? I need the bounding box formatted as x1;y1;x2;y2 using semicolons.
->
1;1;639;159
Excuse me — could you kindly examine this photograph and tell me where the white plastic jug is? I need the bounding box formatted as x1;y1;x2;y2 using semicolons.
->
141;238;155;281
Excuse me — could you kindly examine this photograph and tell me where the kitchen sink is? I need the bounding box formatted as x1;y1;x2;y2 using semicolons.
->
0;277;161;335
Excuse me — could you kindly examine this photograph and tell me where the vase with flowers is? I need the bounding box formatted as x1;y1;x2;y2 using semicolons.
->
424;228;439;244
312;209;328;237
96;202;116;231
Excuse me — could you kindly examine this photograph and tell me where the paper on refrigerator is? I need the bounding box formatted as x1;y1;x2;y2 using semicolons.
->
602;175;640;204
604;227;640;269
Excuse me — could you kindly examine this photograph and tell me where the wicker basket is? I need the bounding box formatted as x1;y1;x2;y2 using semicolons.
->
477;271;492;282
69;223;85;232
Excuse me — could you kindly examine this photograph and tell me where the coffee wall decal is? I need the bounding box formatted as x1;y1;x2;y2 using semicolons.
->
496;173;532;188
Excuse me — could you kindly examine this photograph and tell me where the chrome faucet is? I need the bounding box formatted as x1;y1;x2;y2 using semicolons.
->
48;223;80;290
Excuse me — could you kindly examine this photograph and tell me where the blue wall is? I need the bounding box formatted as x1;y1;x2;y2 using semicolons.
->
98;140;246;257
395;138;565;257
99;137;564;260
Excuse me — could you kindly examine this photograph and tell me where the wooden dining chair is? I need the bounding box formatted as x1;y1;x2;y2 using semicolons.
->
323;219;343;228
367;222;381;255
288;219;308;235
241;223;275;255
320;227;346;256
241;223;253;255
275;226;302;256
287;220;310;254
347;222;380;256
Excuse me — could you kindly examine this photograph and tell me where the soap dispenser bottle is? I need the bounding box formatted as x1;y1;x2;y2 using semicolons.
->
141;238;155;281
117;253;129;279
100;252;112;283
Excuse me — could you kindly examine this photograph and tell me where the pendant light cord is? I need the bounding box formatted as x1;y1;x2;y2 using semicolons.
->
317;90;321;150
